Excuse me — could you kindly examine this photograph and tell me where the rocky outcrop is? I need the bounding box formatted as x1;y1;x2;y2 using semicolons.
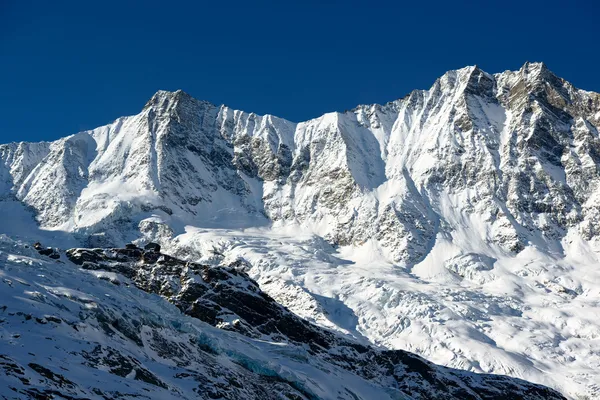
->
33;242;60;259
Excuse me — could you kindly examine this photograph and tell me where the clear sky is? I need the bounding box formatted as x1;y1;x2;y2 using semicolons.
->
1;0;598;143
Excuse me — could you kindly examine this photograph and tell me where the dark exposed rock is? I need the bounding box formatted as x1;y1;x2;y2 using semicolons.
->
144;242;161;252
36;246;60;259
15;388;90;400
0;355;26;379
66;249;103;265
82;345;167;389
28;363;75;389
38;248;53;256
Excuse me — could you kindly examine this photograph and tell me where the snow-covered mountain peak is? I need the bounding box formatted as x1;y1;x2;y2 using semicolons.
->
145;88;211;107
2;63;600;398
3;63;599;251
519;61;552;80
143;89;218;125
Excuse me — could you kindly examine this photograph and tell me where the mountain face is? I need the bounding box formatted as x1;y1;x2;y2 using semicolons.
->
3;63;600;259
1;62;600;398
3;62;600;258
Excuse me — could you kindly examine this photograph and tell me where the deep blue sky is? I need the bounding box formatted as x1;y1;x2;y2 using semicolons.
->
1;0;598;143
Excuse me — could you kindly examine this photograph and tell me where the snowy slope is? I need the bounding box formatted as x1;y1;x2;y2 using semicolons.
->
1;62;600;398
0;236;564;399
164;226;600;399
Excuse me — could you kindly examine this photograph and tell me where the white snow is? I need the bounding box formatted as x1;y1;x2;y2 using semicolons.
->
166;225;600;398
2;62;600;398
0;234;411;400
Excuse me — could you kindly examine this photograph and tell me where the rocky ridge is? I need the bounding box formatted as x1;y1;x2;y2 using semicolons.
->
1;62;599;263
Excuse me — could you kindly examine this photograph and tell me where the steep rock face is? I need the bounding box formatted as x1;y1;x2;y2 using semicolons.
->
18;133;97;227
493;63;598;243
0;141;50;196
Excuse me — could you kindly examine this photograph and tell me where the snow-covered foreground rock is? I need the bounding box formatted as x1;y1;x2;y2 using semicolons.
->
1;61;600;398
0;236;564;399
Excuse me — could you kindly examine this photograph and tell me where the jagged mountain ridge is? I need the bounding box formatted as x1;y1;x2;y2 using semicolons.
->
2;62;600;262
2;62;600;398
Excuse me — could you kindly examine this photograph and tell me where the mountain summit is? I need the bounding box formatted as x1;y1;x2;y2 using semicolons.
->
1;63;599;398
3;62;600;259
